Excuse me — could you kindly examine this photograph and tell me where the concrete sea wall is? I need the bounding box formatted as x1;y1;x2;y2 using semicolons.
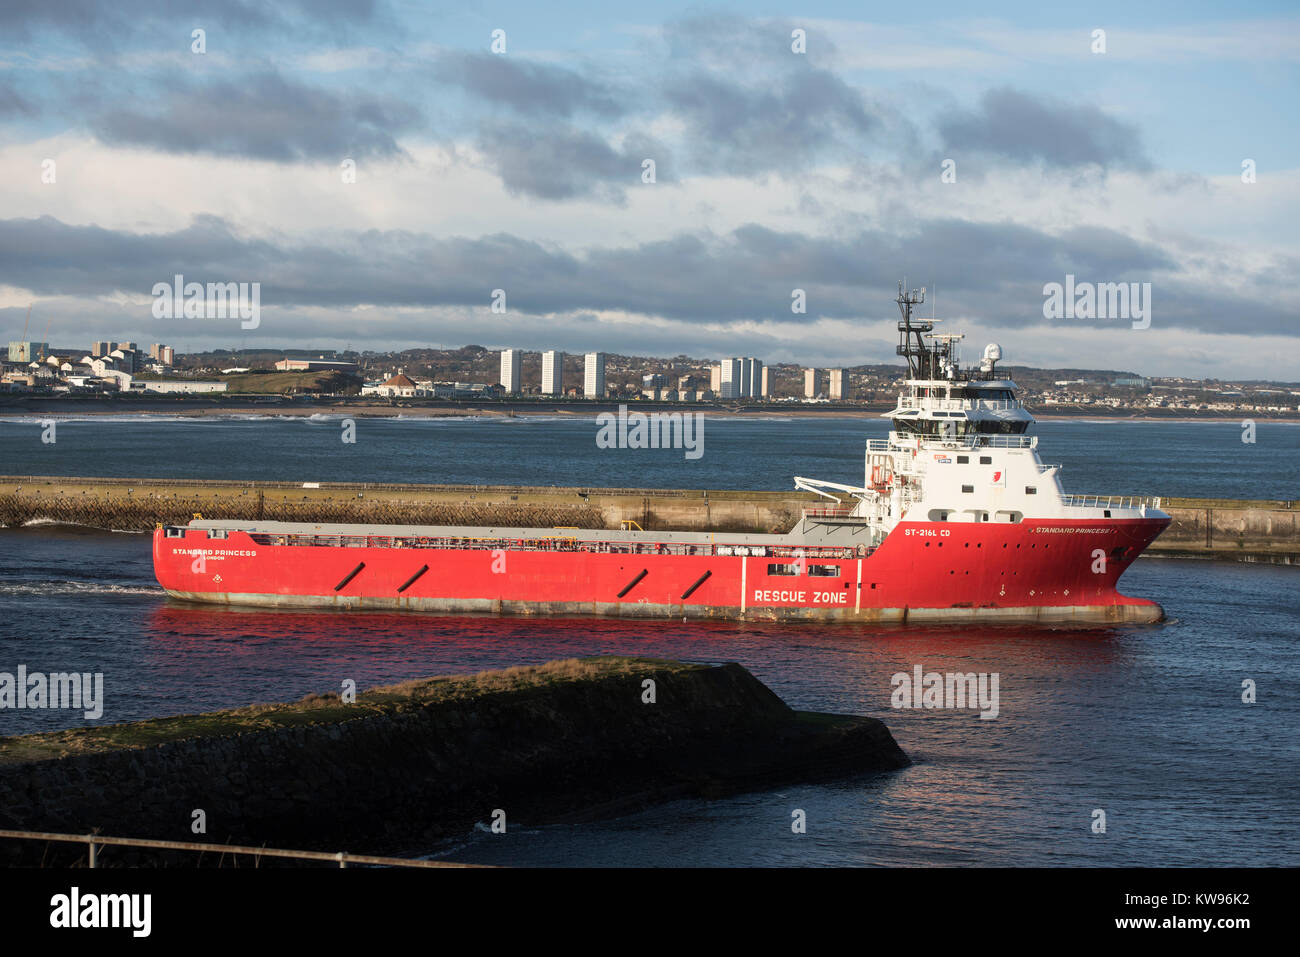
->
0;475;808;534
1149;497;1300;563
1;475;1297;563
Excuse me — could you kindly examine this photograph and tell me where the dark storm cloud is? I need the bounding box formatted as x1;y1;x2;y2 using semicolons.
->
434;52;626;118
3;214;1289;337
93;72;419;161
475;125;662;200
939;87;1150;170
0;215;285;297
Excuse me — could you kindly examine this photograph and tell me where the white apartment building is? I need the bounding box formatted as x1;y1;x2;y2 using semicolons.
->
541;350;563;395
500;348;522;394
584;352;605;398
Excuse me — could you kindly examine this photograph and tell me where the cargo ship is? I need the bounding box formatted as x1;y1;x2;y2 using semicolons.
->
154;283;1170;624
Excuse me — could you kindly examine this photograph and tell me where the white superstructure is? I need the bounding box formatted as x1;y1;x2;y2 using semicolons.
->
794;283;1166;545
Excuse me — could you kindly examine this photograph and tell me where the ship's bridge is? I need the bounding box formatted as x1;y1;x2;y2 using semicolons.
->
886;377;1036;438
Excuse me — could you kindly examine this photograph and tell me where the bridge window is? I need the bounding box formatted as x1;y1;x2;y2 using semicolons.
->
957;455;969;464
961;485;974;493
979;455;992;464
1025;487;1037;495
973;421;1028;434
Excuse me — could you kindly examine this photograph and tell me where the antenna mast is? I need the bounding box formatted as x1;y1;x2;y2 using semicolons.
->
895;281;935;379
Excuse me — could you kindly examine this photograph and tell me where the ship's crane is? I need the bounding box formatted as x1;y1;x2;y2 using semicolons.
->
19;303;37;362
794;475;867;502
37;307;53;362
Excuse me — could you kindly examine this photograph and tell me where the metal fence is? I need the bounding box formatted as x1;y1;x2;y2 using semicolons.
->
0;829;483;868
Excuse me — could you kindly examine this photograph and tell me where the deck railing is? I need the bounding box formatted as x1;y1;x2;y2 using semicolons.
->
895;398;1024;412
1060;495;1162;511
236;530;863;561
865;435;1036;451
971;435;1037;448
801;505;856;518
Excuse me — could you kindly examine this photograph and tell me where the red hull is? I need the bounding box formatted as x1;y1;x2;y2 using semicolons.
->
153;516;1169;625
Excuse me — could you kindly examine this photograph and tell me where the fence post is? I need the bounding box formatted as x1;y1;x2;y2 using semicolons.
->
337;851;347;869
87;837;96;869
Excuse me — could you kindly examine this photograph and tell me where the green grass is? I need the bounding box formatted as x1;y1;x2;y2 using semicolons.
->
216;370;360;394
0;656;701;766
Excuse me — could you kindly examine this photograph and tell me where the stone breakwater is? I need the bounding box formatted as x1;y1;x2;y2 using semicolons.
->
0;476;801;535
0;657;909;866
2;476;1294;563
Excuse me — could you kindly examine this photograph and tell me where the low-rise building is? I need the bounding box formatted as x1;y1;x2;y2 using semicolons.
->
275;359;359;373
363;373;417;397
141;380;228;394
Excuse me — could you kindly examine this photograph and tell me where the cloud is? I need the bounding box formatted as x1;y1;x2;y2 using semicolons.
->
2;213;1289;340
660;13;836;71
434;51;626;118
473;124;660;201
0;0;377;41
92;71;420;161
651;17;909;176
663;67;886;175
939;87;1150;170
0;80;33;117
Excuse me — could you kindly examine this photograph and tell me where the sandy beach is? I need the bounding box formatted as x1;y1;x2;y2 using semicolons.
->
0;395;1295;424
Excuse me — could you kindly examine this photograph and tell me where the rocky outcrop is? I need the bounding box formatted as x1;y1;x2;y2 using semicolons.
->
0;658;908;865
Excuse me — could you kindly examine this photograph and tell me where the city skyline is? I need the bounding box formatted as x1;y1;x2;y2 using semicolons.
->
1;4;1297;379
13;333;1298;387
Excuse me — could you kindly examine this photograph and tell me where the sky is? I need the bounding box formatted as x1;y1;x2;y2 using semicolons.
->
1;1;1297;379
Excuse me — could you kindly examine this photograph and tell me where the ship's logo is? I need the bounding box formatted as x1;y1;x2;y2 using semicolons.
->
993;471;1002;482
212;573;223;583
934;455;952;464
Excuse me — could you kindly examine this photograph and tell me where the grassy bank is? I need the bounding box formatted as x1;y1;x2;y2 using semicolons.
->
0;657;697;766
